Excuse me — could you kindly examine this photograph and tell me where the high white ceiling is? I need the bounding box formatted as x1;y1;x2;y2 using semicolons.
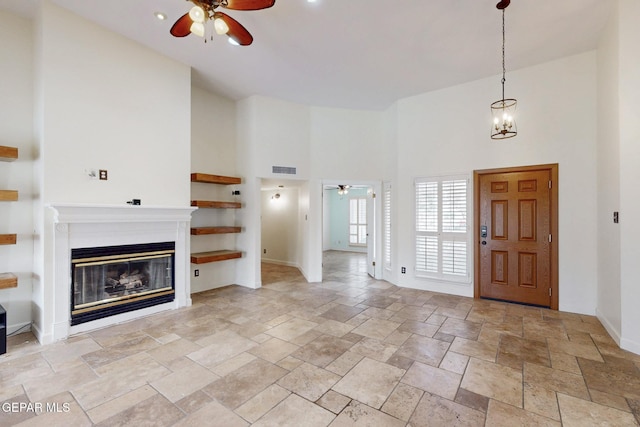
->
2;0;611;110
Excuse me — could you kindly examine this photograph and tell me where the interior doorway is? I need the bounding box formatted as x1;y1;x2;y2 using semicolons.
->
474;164;559;309
259;178;305;277
322;182;381;281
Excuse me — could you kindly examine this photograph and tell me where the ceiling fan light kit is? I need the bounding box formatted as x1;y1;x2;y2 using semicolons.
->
214;14;230;35
337;185;350;196
170;0;276;46
190;21;205;37
491;0;518;140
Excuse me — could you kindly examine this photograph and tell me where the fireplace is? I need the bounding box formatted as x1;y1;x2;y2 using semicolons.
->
70;242;176;325
41;204;195;345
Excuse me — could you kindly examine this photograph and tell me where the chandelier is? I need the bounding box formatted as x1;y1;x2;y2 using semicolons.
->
491;0;517;140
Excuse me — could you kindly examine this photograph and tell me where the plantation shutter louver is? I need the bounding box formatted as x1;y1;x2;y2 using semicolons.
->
349;197;367;246
383;183;392;270
415;176;470;282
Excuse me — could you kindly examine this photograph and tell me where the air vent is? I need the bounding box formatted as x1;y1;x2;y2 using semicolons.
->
272;166;297;175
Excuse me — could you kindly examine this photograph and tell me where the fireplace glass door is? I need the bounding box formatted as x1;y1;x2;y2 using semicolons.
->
71;243;175;324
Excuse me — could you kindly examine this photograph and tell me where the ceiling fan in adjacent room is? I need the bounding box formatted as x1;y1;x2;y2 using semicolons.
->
327;185;351;196
170;0;276;46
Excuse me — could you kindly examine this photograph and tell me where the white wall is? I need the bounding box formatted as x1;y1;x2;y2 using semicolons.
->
596;1;622;343
32;1;192;339
618;0;640;354
191;86;237;176
39;2;191;206
298;180;322;282
309;107;386;181
261;187;299;266
233;96;312;287
235;98;264;289
247;96;311;180
393;52;598;315
190;87;239;293
0;10;34;334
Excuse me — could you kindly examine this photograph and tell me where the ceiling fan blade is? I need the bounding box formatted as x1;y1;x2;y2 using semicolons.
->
224;0;275;11
170;13;193;37
496;0;511;9
217;12;254;46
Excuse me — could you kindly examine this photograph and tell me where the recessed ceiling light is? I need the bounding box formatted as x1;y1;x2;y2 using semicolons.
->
154;12;167;21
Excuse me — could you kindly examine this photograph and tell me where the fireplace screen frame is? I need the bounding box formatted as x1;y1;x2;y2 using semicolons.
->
70;242;176;325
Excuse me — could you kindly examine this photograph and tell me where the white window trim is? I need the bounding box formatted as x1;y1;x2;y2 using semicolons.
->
414;174;472;284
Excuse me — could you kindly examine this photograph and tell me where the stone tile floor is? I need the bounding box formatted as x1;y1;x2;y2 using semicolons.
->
1;251;639;426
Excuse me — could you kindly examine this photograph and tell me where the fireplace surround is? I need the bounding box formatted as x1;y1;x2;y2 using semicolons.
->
40;204;196;344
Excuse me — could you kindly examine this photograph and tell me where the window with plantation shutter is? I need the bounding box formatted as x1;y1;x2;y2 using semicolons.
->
349;197;367;246
415;176;470;282
383;182;392;270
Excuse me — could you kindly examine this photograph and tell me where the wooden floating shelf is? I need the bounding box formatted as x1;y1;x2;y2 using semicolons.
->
191;250;242;264
191;200;241;209
191;173;241;185
0;146;18;162
0;273;17;290
0;190;18;202
0;234;17;245
191;227;242;236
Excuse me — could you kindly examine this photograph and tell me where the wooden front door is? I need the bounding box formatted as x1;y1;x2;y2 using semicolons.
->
474;164;558;309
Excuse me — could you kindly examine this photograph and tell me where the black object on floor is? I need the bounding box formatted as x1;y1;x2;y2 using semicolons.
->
0;304;6;355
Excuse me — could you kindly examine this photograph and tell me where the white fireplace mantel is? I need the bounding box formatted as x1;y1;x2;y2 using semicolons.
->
49;203;197;224
39;203;197;344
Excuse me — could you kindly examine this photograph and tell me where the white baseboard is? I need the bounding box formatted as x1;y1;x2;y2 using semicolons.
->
30;321;50;345
261;258;298;267
596;308;621;345
620;337;640;356
299;266;310;282
323;248;367;254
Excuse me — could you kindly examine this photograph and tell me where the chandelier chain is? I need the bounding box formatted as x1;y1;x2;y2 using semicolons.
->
501;9;506;100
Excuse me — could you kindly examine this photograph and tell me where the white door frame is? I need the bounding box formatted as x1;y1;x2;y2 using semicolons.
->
319;179;383;280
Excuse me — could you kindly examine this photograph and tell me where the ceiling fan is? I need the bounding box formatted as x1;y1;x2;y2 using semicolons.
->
327;185;351;195
170;0;276;46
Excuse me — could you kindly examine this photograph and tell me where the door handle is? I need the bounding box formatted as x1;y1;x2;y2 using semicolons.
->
480;225;488;246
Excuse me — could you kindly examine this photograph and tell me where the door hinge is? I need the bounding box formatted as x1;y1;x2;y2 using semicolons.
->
549;288;552;297
372;261;376;266
372;193;376;199
548;234;552;243
549;180;552;189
